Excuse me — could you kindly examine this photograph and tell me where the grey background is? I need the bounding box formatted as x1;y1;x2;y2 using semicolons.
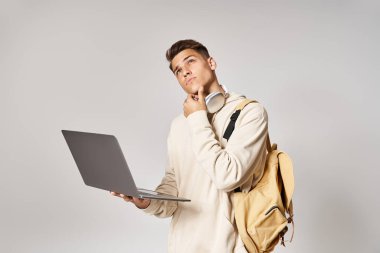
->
1;0;379;252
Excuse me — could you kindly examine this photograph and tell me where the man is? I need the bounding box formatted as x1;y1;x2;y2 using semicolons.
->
112;39;268;253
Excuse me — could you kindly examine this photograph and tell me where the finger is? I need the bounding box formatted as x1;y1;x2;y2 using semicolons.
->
111;191;121;197
192;94;199;101
121;194;133;202
132;197;142;203
131;197;146;205
197;86;205;100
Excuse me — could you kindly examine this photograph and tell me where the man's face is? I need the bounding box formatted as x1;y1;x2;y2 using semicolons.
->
171;49;216;95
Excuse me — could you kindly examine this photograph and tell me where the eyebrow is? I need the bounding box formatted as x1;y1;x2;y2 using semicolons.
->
173;55;195;73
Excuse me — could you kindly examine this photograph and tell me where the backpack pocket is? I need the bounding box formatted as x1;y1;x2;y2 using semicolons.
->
249;205;288;252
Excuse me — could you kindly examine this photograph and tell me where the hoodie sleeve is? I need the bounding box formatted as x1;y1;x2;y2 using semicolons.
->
143;128;178;218
186;102;268;192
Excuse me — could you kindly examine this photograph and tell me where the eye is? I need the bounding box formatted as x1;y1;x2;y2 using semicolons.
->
175;68;182;76
188;58;195;64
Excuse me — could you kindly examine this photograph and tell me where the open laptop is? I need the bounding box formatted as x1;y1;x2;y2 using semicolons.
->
62;130;190;202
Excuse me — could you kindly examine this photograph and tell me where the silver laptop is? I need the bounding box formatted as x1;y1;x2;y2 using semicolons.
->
62;130;190;202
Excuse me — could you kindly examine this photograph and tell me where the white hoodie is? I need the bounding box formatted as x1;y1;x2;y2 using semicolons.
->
144;92;268;253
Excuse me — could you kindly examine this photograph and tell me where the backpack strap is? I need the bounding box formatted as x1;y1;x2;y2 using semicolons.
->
223;99;274;153
225;98;276;193
288;201;295;243
223;99;257;141
281;200;295;246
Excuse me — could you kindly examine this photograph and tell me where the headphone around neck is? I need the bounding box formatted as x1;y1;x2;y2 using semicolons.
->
205;85;229;113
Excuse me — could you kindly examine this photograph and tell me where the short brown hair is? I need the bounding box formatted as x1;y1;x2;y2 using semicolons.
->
166;39;210;71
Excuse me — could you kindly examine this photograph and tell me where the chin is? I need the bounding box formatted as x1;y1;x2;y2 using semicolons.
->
188;85;200;95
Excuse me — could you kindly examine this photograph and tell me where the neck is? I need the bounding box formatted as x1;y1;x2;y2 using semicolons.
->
205;79;225;97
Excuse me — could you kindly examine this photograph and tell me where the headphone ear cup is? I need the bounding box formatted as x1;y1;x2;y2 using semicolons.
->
205;92;225;113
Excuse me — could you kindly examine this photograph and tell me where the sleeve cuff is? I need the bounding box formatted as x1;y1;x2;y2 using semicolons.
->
142;199;160;214
186;110;209;131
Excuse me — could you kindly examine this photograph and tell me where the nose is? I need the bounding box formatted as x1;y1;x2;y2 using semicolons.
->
183;66;191;77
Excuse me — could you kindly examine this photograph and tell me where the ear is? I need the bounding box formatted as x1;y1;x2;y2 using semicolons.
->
208;57;217;70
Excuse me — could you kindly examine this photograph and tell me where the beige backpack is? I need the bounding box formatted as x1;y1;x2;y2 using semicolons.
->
224;99;295;253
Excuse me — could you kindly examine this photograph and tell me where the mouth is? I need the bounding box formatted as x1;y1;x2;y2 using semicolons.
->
186;77;195;85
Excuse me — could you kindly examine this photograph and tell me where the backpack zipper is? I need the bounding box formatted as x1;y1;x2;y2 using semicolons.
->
265;205;279;215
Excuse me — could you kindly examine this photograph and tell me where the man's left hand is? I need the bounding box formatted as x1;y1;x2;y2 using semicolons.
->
183;86;207;117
